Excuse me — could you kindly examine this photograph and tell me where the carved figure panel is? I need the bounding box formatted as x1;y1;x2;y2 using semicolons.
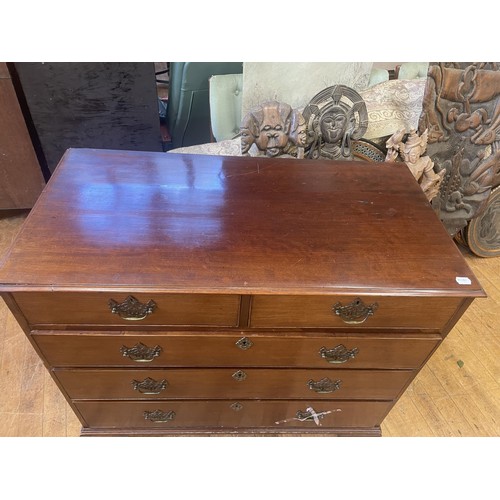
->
239;86;373;162
386;128;445;202
240;100;306;158
303;85;368;161
418;63;500;237
463;185;500;258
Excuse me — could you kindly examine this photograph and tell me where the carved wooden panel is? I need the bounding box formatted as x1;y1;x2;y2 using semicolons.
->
418;63;500;237
463;185;500;258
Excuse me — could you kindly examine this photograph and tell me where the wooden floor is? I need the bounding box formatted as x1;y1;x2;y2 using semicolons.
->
0;209;499;437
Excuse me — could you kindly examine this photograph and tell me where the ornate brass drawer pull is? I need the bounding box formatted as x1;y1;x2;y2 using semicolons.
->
230;402;243;411
132;377;168;394
319;344;359;364
332;297;378;324
109;295;157;321
144;409;176;423
308;377;342;394
121;342;163;362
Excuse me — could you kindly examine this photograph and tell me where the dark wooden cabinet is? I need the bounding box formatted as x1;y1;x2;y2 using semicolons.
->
0;150;485;436
0;63;46;209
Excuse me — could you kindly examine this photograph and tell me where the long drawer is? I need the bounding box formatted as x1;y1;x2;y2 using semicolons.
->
12;292;241;328
33;332;440;369
56;367;413;400
250;295;463;330
75;400;393;430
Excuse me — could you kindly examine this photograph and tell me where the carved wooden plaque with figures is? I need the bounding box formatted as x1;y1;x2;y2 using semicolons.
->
418;62;500;240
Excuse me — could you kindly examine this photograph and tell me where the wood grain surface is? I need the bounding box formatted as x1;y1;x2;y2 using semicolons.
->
0;150;484;297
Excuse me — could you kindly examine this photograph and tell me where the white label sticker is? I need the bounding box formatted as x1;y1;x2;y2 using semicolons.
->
456;277;472;285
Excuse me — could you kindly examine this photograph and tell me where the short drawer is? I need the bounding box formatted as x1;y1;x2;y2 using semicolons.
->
33;331;440;369
13;292;240;328
75;400;393;430
250;295;463;331
57;367;413;401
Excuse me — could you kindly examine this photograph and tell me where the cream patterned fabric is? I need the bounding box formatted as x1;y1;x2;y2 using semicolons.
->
360;78;427;140
168;138;243;156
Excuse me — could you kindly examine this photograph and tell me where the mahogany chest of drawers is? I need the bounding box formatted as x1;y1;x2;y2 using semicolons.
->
0;149;484;436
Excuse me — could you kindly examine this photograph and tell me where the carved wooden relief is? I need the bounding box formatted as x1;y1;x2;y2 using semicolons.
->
418;63;500;237
303;85;368;161
240;100;306;158
463;185;500;257
239;85;369;162
385;128;445;202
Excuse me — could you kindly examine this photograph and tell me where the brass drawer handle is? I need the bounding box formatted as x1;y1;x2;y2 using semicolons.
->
319;344;359;364
276;406;335;425
109;295;157;321
121;342;163;362
132;377;168;394
144;409;176;423
308;377;342;394
296;406;328;424
332;297;378;324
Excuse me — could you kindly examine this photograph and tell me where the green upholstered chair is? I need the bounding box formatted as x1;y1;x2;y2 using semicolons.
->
208;73;243;142
165;62;243;149
368;67;389;87
397;62;429;80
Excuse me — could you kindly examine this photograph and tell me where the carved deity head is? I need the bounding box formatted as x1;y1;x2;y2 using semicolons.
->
240;100;297;157
257;103;291;157
319;106;348;144
303;85;368;160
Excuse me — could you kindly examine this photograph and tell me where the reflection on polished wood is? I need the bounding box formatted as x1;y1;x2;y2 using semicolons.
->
1;199;499;438
0;150;483;295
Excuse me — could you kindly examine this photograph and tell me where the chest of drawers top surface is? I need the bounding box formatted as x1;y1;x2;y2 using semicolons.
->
0;148;483;297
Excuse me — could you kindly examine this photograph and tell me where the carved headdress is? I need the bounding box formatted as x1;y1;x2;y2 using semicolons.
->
402;129;429;153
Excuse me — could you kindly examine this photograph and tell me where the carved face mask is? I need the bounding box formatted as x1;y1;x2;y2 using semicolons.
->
256;106;290;157
319;108;347;144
